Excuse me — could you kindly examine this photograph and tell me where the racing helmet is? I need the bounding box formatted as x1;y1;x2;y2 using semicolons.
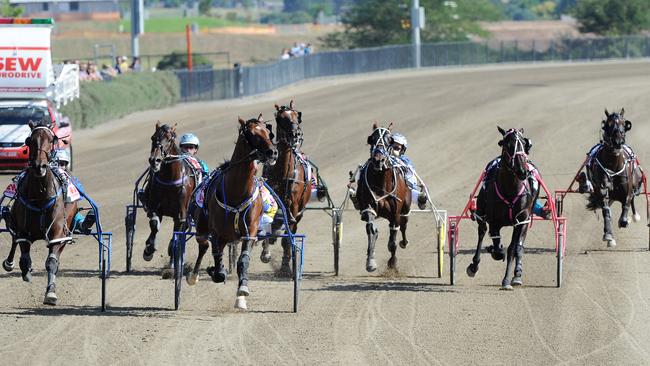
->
54;149;70;164
179;133;200;148
391;133;408;154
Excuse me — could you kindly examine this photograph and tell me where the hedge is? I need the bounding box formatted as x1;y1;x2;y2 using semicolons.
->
60;71;180;129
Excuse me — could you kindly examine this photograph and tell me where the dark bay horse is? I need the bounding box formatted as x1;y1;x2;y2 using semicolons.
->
585;109;642;247
467;127;538;290
141;122;197;274
6;121;75;305
187;115;277;310
356;123;411;272
261;100;311;275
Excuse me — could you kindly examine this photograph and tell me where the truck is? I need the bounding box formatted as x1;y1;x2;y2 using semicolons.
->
0;18;79;171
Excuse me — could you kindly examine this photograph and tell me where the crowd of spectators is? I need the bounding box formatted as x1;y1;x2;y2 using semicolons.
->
67;56;142;82
280;42;313;60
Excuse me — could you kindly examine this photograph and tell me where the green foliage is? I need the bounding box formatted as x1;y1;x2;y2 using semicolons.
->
323;0;501;49
59;72;180;129
284;0;309;12
156;51;213;70
260;11;313;24
491;0;576;20
119;16;242;33
199;0;212;15
0;0;23;17
572;0;650;35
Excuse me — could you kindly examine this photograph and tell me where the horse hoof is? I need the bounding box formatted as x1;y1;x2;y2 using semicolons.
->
619;219;629;228
278;263;293;278
500;284;514;291
602;233;613;242
466;263;478;277
633;214;642;222
3;259;14;272
237;285;250;297
22;270;32;283
186;273;198;286
607;239;616;248
143;247;155;262
161;268;173;279
234;296;247;310
43;292;57;305
207;267;226;283
260;252;271;264
399;240;409;249
387;257;397;269
366;259;377;272
512;276;523;286
491;249;505;261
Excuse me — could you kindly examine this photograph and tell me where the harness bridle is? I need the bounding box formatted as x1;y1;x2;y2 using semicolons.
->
362;127;402;207
500;129;528;177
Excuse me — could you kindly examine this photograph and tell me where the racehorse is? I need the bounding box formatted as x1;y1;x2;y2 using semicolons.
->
467;127;538;290
355;123;411;272
187;114;277;310
261;101;311;275
5;120;76;305
585;109;643;247
141;122;197;275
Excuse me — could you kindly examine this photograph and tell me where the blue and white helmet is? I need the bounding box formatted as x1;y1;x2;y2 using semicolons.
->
54;149;70;163
392;133;408;153
179;133;200;148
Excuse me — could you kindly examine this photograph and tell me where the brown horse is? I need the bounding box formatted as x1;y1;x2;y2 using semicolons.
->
141;122;197;274
585;108;643;247
187;114;277;310
261;100;312;275
355;123;411;272
6;121;75;305
467;127;538;290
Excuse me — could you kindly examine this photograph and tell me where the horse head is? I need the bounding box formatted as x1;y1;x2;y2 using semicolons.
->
238;114;278;165
498;126;528;181
367;122;393;171
26;120;57;178
274;100;303;149
602;108;631;150
149;121;177;173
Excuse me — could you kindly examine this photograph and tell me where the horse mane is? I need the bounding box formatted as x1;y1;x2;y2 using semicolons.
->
217;160;230;171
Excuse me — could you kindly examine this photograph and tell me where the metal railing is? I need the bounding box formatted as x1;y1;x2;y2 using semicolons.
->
173;35;650;102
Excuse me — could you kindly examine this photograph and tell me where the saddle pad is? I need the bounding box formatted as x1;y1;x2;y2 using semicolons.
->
67;182;81;202
3;183;16;199
186;156;202;171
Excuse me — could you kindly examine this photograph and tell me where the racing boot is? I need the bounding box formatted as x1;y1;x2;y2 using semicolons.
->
577;172;593;194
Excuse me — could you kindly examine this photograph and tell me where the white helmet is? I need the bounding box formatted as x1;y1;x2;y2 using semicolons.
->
392;133;408;148
179;133;200;147
54;149;70;163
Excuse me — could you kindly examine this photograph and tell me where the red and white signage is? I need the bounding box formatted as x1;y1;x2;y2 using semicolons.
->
0;26;53;97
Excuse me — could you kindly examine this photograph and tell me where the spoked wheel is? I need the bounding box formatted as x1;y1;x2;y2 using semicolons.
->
332;210;342;276
101;255;107;312
125;213;135;272
173;235;183;310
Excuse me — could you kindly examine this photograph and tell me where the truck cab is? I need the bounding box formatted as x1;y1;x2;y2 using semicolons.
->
0;18;78;171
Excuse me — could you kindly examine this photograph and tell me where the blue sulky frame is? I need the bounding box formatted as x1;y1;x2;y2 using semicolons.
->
170;180;306;312
0;187;113;312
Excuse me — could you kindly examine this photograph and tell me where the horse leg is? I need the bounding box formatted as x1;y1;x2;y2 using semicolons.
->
44;243;66;305
631;197;641;222
618;200;630;228
207;237;227;284
162;218;186;279
602;204;616;247
387;225;399;269
3;240;18;272
501;225;523;290
260;238;271;263
234;238;253;310
143;213;161;261
187;234;210;285
512;226;528;286
363;210;379;272
279;222;297;277
467;220;487;277
399;214;409;249
17;240;32;282
488;225;505;261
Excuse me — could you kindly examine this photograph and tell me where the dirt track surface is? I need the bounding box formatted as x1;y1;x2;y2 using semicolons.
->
1;61;649;365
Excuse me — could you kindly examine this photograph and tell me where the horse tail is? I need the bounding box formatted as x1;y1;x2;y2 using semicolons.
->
585;192;602;211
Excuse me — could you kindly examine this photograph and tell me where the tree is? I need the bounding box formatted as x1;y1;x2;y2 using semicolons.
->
1;0;23;17
572;0;650;35
199;0;211;15
321;0;501;49
284;0;308;12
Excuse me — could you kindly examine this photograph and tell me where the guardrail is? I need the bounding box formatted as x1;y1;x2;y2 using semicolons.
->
173;35;650;102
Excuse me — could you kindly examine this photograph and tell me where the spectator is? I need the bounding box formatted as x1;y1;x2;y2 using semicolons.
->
118;56;130;74
87;63;103;81
291;42;301;57
130;56;141;72
280;48;291;60
78;62;90;81
100;64;117;80
304;43;312;55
